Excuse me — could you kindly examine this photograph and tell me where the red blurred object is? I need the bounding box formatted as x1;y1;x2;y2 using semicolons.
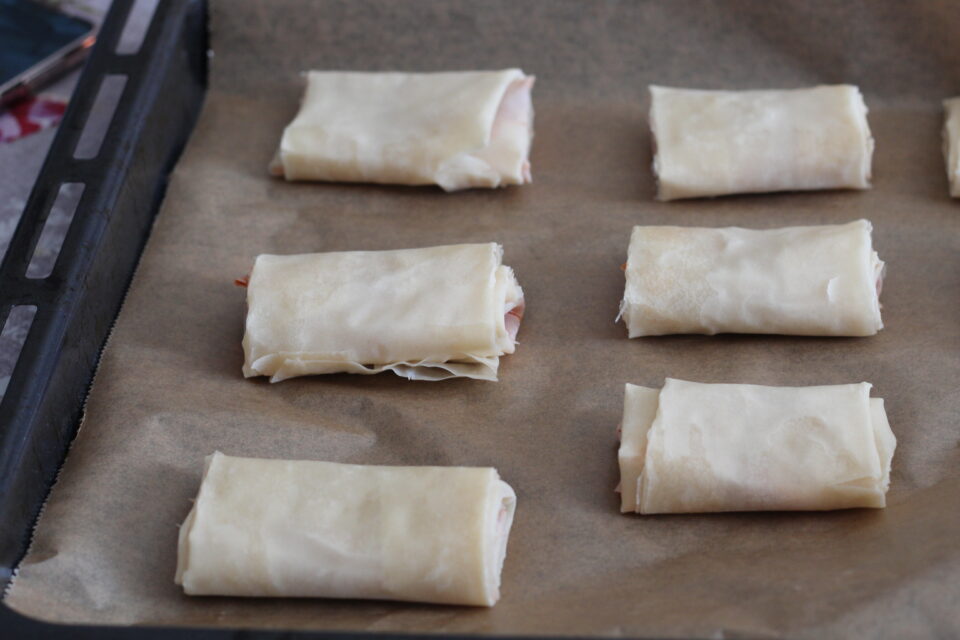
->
0;95;67;143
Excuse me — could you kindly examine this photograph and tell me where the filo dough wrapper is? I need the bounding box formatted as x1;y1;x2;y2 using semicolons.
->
618;379;896;514
944;97;960;197
650;85;874;200
242;242;523;382
176;452;517;606
270;69;535;191
618;220;884;337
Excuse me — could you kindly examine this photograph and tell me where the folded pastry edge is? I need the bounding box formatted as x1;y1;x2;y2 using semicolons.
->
943;97;960;197
434;72;536;191
481;476;518;606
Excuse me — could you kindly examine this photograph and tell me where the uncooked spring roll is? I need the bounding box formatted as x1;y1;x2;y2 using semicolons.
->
241;242;523;382
270;70;535;191
618;219;884;337
650;85;874;200
617;379;896;514
176;452;517;606
944;97;960;197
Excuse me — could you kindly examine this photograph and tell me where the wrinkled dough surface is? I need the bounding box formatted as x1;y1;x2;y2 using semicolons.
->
273;70;535;191
944;97;960;197
242;243;523;382
617;379;896;514
650;85;874;200
176;453;517;606
619;220;884;337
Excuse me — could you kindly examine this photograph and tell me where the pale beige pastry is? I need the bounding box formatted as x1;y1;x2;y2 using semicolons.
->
176;452;517;606
618;379;896;514
944;97;960;197
618;219;884;337
242;243;523;382
650;85;874;200
270;70;535;191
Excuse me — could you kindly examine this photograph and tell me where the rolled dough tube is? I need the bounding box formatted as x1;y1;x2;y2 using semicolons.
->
270;70;535;191
650;85;874;200
617;379;896;514
944;97;960;197
176;452;517;606
618;219;884;337
241;242;524;382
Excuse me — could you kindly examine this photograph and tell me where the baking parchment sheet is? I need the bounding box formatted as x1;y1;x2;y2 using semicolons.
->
6;1;960;637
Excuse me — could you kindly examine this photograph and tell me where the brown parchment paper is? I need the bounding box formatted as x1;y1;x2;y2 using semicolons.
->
6;1;960;637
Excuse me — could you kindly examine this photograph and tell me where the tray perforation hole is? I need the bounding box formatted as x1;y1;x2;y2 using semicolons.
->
73;74;127;160
115;0;160;55
26;183;84;280
0;305;38;403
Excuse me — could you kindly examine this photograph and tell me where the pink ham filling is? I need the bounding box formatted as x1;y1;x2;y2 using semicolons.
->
505;299;525;343
488;76;535;183
497;504;509;533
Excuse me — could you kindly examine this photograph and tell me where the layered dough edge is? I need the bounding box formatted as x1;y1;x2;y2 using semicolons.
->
618;379;896;514
650;84;874;200
176;452;517;606
271;69;535;191
619;220;884;337
242;242;523;382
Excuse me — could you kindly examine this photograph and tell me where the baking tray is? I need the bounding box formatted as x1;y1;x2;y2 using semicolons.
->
0;3;545;639
2;0;958;638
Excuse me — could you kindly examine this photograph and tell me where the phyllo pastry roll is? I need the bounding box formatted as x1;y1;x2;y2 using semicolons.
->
176;452;517;606
618;220;884;337
242;242;524;382
270;69;535;191
944;97;960;197
617;379;896;514
649;85;874;200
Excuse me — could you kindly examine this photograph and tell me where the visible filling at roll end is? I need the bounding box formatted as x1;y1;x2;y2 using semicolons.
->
483;479;517;606
268;152;284;177
944;98;960;197
850;87;875;188
483;76;535;185
437;75;536;191
497;264;525;354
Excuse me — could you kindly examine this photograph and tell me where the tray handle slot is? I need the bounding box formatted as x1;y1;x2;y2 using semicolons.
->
116;0;161;56
72;75;128;160
0;306;38;405
24;183;85;280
